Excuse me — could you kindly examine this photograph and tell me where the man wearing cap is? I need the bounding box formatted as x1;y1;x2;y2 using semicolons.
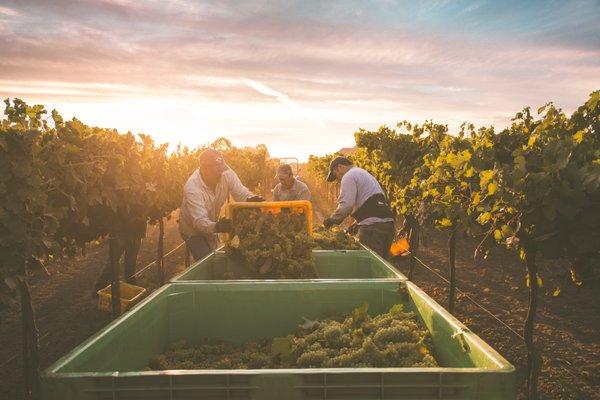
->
323;157;395;258
273;164;311;202
179;149;264;260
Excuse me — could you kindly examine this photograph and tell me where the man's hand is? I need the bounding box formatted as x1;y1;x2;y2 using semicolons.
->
323;217;336;229
214;218;233;233
246;195;265;202
346;223;359;235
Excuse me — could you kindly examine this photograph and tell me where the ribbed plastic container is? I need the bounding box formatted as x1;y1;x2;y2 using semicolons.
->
172;248;406;282
42;282;515;399
227;200;313;234
97;281;146;313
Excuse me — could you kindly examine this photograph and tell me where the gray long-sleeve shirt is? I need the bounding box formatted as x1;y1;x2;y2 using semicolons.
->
178;168;253;245
330;166;394;226
273;178;311;201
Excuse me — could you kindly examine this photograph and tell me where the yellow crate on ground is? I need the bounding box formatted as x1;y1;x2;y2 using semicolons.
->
226;200;313;234
97;281;147;313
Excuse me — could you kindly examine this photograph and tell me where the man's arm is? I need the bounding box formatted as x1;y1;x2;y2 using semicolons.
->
224;169;254;201
184;190;216;234
329;175;356;223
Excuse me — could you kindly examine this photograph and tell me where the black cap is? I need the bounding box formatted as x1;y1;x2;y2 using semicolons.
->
326;156;353;182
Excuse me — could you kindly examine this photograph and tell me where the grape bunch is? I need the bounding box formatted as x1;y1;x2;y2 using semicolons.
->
149;304;437;370
226;208;317;279
287;303;437;368
149;338;274;370
312;228;361;250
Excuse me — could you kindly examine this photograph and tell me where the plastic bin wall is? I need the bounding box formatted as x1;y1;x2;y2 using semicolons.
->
172;249;406;282
42;281;515;400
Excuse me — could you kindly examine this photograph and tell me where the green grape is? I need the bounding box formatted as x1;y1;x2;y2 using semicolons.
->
296;349;328;368
149;304;437;370
312;228;361;250
226;208;316;279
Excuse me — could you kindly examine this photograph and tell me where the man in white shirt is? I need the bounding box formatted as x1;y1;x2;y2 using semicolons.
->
323;156;395;258
273;164;311;201
179;149;264;260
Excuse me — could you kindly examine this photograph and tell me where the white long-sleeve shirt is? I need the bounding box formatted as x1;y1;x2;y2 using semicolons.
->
178;168;253;242
330;166;394;226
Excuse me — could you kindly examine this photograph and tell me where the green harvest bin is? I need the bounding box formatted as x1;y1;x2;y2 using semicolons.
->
42;281;515;400
172;248;406;282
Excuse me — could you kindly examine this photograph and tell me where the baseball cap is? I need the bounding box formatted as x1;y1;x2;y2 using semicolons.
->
326;156;353;182
199;149;228;174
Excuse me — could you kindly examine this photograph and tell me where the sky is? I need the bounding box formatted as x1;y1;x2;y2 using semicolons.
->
0;0;599;160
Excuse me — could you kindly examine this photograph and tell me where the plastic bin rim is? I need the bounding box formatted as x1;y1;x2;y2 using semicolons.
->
170;244;409;283
172;278;406;283
405;281;513;371
43;364;515;380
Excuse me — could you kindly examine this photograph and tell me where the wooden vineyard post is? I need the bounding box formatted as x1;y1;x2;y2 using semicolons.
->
448;226;457;314
524;246;542;400
157;218;165;285
408;219;419;281
17;276;40;400
109;236;121;318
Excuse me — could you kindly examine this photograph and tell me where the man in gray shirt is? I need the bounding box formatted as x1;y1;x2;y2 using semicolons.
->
273;164;311;201
323;157;395;258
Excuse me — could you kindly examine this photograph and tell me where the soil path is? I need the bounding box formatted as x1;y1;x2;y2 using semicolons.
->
0;217;186;399
393;229;600;400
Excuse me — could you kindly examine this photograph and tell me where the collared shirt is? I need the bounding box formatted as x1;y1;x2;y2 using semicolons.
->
330;166;394;226
178;168;253;243
273;178;311;201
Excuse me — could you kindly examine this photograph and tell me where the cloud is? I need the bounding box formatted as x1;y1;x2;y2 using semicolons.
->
243;79;325;127
0;0;598;159
0;5;20;16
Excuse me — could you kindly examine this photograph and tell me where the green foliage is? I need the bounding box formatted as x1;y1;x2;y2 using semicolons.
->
473;92;600;281
148;304;437;370
0;111;53;280
313;91;600;286
305;153;340;181
0;99;277;295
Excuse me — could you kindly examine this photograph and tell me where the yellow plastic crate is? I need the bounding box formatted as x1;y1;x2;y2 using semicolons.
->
226;200;313;234
97;281;147;313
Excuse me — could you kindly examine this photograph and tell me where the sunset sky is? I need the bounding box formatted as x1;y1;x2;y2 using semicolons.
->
1;0;599;160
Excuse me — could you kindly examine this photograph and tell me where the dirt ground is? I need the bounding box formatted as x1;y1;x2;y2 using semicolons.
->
393;229;600;400
0;217;186;400
1;218;598;399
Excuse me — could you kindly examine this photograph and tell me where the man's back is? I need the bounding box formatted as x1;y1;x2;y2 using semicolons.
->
341;167;385;209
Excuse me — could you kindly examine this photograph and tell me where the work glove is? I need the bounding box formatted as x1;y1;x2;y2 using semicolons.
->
246;195;265;202
346;223;359;235
323;217;336;229
214;218;233;233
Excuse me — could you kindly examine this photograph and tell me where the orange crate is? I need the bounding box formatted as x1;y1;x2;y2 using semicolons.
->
97;281;146;313
226;200;313;234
